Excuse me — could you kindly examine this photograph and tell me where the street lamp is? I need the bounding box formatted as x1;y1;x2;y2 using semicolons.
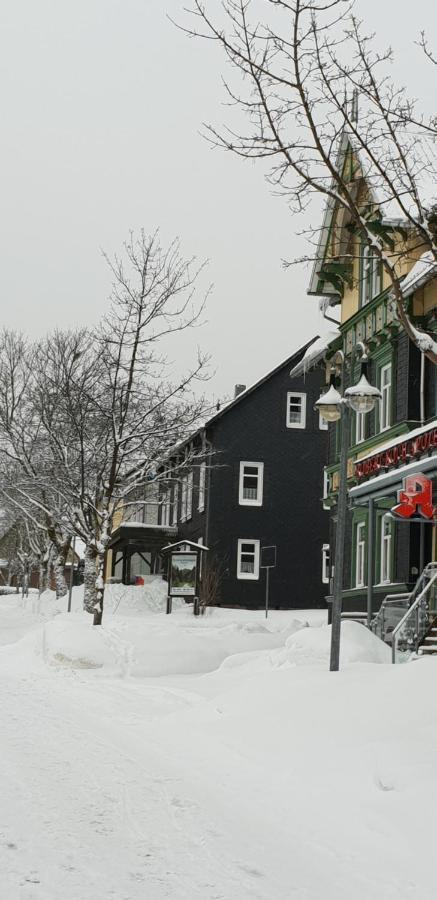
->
315;347;381;672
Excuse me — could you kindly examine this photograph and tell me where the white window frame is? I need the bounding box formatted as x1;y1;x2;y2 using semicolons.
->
238;461;264;507
172;482;179;526
361;244;381;306
286;392;307;429
198;536;203;577
322;544;330;584
198;462;206;512
319;411;328;431
180;476;188;522
186;471;193;520
356;410;366;444
237;539;260;581
322;468;330;511
355;521;366;588
380;514;392;585
161;489;171;527
380;363;392;432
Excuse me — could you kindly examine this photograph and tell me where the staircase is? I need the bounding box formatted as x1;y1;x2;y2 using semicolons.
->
418;618;437;656
371;563;437;662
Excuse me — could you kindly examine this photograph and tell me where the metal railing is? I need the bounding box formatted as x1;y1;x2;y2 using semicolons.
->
121;501;159;526
371;593;410;644
391;565;437;663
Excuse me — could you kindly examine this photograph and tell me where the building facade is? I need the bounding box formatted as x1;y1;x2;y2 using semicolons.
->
307;132;437;619
107;341;330;610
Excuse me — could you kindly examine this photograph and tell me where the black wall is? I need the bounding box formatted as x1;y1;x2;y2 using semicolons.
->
193;360;330;609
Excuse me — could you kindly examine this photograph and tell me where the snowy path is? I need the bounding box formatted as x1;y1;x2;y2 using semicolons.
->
1;592;437;899
0;668;266;900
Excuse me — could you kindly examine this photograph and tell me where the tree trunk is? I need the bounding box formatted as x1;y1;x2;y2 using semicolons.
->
83;545;98;617
53;549;68;599
39;559;48;596
93;552;106;626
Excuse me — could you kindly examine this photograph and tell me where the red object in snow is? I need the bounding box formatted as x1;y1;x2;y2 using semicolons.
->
135;576;144;586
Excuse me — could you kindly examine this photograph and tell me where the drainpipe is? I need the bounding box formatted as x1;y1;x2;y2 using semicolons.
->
420;352;426;425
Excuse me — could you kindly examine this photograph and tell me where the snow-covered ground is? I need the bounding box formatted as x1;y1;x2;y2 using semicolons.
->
0;581;436;899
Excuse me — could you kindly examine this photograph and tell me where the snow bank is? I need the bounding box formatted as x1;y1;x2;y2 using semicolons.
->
42;616;120;670
276;619;390;667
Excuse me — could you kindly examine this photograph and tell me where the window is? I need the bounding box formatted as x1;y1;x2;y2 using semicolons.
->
161;490;171;527
355;410;366;444
239;461;264;506
198;536;203;577
198;462;206;512
322;468;330;511
380;514;392;584
380;363;392;432
360;243;382;307
319;411;328;431
186;472;193;520
286;392;306;429
180;473;194;522
355;521;366;588
322;544;330;584
237;539;260;580
172;483;179;526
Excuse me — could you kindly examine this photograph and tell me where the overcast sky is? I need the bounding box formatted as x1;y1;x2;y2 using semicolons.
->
1;0;435;399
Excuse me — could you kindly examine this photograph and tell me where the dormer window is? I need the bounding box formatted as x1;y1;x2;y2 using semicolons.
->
360;242;382;307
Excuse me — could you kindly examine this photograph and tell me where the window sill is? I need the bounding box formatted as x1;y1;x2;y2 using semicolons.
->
237;574;260;581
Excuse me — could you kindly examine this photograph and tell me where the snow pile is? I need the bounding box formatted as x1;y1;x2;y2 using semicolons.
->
42;615;119;670
276;619;390;667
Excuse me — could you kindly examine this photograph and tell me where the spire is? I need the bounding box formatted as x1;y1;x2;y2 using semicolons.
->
351;88;359;124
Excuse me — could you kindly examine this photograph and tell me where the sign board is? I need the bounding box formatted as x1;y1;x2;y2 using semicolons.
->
392;473;436;521
261;545;277;569
355;426;437;481
170;552;197;596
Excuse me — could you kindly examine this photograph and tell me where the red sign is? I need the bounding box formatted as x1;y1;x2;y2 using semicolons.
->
392;474;436;520
354;427;437;481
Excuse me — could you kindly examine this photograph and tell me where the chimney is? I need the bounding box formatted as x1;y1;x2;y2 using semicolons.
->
234;384;246;398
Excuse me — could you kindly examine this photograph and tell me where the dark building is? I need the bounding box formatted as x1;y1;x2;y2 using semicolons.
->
107;340;330;609
161;345;328;608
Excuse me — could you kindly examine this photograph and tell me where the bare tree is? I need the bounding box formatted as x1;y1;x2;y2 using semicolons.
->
0;330;72;598
181;0;437;361
26;232;211;624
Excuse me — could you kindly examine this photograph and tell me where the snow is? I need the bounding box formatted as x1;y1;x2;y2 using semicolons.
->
289;329;340;377
276;620;391;667
1;586;437;899
401;250;437;298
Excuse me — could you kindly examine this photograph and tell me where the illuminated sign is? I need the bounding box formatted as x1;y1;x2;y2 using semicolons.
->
354;427;437;481
392;474;436;521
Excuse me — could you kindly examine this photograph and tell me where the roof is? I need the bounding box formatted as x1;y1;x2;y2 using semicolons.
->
205;336;318;427
162;540;209;553
400;251;437;299
289;330;340;377
307;128;419;299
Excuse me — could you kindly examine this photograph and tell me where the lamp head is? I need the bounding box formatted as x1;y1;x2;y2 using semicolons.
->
344;373;382;414
314;384;343;422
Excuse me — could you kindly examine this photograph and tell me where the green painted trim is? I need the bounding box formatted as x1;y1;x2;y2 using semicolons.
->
340;286;391;334
340;583;409;601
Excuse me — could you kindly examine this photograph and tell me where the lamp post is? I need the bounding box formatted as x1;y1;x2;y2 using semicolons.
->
315;350;381;672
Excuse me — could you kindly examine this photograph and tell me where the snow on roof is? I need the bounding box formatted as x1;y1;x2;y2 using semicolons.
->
290;330;340;377
401;251;437;299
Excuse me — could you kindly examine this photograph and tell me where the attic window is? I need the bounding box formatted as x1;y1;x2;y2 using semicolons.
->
360;242;382;306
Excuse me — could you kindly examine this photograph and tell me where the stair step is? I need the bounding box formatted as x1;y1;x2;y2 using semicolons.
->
424;637;437;643
419;647;437;654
